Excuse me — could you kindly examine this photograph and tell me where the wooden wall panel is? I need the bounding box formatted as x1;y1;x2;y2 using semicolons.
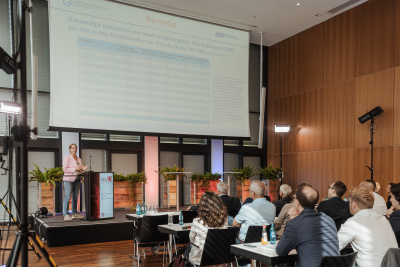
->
322;149;355;198
324;9;356;86
273;37;297;99
356;0;396;76
354;146;393;188
282;153;297;192
297;151;323;200
297;24;325;94
396;0;400;67
394;146;400;182
323;80;355;150
355;69;394;148
296;88;323;152
394;67;400;145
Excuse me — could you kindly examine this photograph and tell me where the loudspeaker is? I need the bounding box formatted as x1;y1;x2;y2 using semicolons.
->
2;136;9;155
258;87;266;149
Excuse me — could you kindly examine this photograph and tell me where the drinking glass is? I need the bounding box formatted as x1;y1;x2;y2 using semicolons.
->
168;214;173;226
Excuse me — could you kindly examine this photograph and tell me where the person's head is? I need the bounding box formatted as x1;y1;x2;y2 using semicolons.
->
249;180;266;199
217;181;229;195
295;184;319;211
328;181;347;198
349;187;374;215
359;180;376;192
197;191;228;227
387;183;396;193
69;143;77;155
390;184;400;210
279;184;292;197
375;182;381;192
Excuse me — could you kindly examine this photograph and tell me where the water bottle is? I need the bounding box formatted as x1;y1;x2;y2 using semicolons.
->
261;225;268;245
136;203;141;215
141;202;145;214
343;195;347;202
270;223;276;244
179;210;184;225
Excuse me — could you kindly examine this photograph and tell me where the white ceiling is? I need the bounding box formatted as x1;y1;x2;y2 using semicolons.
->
114;0;368;46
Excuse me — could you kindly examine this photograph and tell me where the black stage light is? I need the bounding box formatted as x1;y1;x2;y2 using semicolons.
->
0;46;17;74
358;106;384;124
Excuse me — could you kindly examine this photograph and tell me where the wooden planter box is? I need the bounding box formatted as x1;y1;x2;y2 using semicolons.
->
114;181;144;209
163;180;177;208
190;180;219;205
236;179;251;202
38;183;56;215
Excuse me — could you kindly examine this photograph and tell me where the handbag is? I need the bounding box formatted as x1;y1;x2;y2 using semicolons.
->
168;254;188;267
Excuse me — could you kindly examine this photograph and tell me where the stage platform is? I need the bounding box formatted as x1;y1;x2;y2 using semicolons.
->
32;210;134;247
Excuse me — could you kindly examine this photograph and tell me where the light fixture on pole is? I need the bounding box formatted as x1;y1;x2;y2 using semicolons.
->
0;101;22;114
275;124;290;199
358;106;384;181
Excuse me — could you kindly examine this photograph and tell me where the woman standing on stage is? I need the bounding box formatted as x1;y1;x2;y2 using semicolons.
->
63;143;87;221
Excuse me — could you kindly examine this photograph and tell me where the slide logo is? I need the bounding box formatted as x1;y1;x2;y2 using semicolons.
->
63;0;74;6
101;176;113;182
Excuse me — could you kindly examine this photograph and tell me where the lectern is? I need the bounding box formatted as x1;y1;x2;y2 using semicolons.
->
84;171;114;221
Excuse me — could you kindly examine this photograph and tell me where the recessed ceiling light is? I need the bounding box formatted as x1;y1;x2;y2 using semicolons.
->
297;3;300;6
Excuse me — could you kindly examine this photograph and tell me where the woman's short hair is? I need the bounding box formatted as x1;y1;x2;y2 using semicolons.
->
250;180;265;197
350;187;374;209
69;143;77;149
390;183;400;203
198;191;228;228
280;184;292;197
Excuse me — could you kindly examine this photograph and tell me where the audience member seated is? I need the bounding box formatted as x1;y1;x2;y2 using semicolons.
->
386;183;400;247
187;181;240;226
316;181;352;230
359;180;387;216
276;184;339;267
386;183;396;209
275;201;294;240
273;184;293;216
242;193;271;205
338;187;398;267
185;191;228;266
233;180;275;242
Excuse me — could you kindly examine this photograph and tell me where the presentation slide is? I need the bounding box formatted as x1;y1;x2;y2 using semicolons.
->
49;0;250;138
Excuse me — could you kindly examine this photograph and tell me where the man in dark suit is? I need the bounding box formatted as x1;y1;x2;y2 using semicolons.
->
274;184;293;216
317;181;352;230
276;184;339;267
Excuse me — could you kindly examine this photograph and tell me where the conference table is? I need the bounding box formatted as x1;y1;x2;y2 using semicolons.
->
158;223;192;262
231;242;297;265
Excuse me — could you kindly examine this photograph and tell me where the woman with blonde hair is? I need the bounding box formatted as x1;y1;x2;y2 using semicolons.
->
187;191;228;265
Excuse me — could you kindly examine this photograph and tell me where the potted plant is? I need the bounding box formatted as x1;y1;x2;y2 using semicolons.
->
156;165;186;208
232;165;255;202
190;172;221;204
126;172;147;210
28;164;64;215
259;164;283;202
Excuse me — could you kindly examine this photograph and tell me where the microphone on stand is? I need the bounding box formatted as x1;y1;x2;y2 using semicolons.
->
90;155;92;171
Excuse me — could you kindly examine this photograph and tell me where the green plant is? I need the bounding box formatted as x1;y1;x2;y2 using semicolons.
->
232;165;255;183
28;164;64;186
259;164;283;181
190;172;221;190
113;172;127;182
190;172;205;183
156;165;186;181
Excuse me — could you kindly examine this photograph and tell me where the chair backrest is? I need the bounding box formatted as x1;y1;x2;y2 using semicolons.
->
139;215;169;243
200;228;237;266
320;251;358;267
380;248;400;267
244;225;270;243
182;211;197;223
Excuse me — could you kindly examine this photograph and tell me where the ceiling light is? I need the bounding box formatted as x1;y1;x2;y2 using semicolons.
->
0;101;22;114
297;3;300;6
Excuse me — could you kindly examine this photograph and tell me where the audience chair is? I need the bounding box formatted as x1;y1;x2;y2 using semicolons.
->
130;215;169;267
320;251;358;267
188;228;238;267
172;211;198;254
380;248;400;267
244;225;270;243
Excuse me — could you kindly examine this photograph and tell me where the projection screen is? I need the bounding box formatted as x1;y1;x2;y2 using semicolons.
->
48;0;250;138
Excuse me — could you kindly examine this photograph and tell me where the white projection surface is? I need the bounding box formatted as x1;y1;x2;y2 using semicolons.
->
49;0;250;138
